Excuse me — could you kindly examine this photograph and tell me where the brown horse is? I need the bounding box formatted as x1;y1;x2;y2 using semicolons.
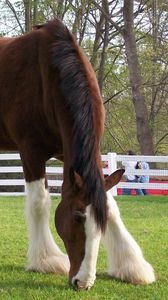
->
0;19;155;290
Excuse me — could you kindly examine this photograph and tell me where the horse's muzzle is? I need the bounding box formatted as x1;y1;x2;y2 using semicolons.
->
71;276;95;290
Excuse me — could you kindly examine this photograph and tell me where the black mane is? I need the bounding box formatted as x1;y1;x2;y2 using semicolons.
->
46;19;107;232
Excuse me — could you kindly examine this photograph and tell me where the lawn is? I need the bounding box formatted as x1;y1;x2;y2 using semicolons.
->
0;196;168;300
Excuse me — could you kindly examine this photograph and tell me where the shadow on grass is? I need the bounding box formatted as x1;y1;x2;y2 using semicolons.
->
97;272;125;285
0;265;125;292
0;264;70;291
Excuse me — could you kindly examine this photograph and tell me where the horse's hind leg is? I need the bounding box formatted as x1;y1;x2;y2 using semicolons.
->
20;151;70;275
101;191;155;285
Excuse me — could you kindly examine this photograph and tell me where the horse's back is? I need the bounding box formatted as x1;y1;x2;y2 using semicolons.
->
0;28;56;150
0;37;13;50
0;20;104;158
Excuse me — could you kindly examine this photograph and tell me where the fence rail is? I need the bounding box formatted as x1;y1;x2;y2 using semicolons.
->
0;153;167;196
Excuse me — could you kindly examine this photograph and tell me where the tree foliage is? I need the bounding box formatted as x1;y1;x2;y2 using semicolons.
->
0;0;167;154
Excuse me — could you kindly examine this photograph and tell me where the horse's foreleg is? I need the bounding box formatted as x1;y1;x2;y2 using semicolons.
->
25;178;70;274
102;191;155;284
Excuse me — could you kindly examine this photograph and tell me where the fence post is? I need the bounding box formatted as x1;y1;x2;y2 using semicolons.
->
107;152;117;196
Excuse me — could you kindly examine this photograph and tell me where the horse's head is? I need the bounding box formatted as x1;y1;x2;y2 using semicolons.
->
55;169;124;290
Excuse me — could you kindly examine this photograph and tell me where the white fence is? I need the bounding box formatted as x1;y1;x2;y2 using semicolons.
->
0;153;167;196
102;153;168;195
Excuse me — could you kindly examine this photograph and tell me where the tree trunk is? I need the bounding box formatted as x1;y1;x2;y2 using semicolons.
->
57;0;64;20
90;13;105;68
123;0;154;155
32;0;38;26
150;0;158;132
98;0;110;93
24;0;32;32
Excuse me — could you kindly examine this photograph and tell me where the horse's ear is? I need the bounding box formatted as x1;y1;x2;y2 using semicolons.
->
104;169;125;191
69;168;83;190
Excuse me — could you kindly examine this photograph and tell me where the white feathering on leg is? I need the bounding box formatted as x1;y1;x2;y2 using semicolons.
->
25;179;70;274
102;191;155;284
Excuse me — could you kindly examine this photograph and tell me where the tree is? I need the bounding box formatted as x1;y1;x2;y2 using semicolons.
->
93;0;155;155
123;0;154;155
0;0;167;154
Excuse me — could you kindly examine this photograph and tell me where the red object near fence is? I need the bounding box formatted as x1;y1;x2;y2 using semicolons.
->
117;180;168;196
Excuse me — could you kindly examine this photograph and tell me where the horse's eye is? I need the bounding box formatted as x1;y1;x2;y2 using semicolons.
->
73;211;86;224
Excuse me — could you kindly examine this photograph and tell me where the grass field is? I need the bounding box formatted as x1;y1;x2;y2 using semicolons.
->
0;196;168;300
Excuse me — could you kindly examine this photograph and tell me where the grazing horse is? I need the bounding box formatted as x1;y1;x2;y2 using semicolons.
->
0;19;155;289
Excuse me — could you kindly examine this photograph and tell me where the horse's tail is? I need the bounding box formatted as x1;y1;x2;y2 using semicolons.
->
45;19;107;232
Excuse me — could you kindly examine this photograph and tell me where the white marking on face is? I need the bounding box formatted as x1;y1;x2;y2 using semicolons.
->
72;204;101;289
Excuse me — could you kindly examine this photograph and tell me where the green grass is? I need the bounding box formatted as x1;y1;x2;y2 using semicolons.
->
0;196;168;300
